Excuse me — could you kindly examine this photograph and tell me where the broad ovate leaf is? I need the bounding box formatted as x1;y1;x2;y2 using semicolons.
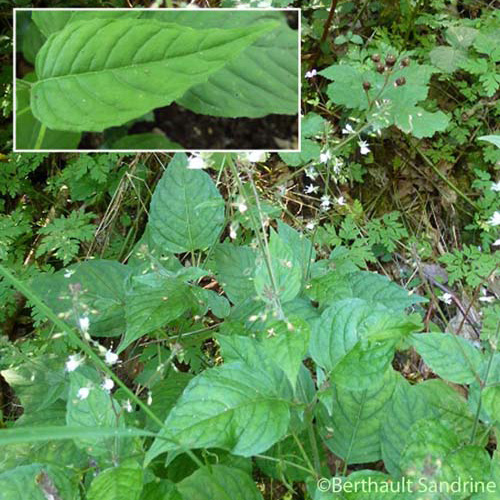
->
148;154;225;253
16;74;81;150
412;332;483;384
317;368;397;465
0;464;78;500
310;299;420;390
87;461;143;500
32;10;142;37
400;419;490;499
213;242;257;305
307;270;425;311
32;18;278;131
121;274;195;353
31;260;129;337
144;10;298;118
145;361;292;464
66;368;125;460
254;228;302;304
177;465;264;500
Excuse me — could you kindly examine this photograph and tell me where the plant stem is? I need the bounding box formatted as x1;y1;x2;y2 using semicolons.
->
0;263;204;469
34;124;47;150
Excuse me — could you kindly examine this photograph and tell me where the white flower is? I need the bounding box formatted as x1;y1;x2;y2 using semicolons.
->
64;269;75;278
479;295;495;303
488;211;500;226
336;196;347;206
237;201;247;213
320;194;332;210
124;399;133;413
358;140;370;155
305;166;318;180
342;124;354;134
77;387;91;400
439;292;453;305
305;221;317;231
244;151;266;163
187;155;206;169
78;316;90;333
493;239;500;246
104;350;119;366
65;354;83;372
229;223;238;240
332;157;344;174
491;181;500;192
101;378;114;392
304;184;319;195
320;150;331;163
147;391;153;406
305;69;317;79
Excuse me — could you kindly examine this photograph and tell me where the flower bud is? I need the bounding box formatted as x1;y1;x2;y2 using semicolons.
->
371;53;381;63
385;55;396;67
376;63;385;74
362;81;371;91
395;76;406;86
401;57;410;67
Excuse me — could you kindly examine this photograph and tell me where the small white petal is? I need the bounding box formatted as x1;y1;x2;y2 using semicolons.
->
319;150;332;163
488;211;500;227
304;184;319;194
101;378;114;392
77;387;91;400
337;196;347;206
493;239;500;246
104;350;119;366
342;124;354;134
244;151;266;163
358;140;370;155
187;155;206;169
479;296;495;303
490;181;500;192
305;69;317;79
439;292;453;305
78;317;90;333
65;354;83;372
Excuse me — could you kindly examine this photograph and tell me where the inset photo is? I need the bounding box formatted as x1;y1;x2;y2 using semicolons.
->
14;8;300;152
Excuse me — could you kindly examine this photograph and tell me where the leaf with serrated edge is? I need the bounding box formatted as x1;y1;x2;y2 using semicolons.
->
412;332;483;384
177;465;264;500
144;361;292;464
317;368;397;465
148;154;225;253
310;298;420;390
32;18;278;131
87;460;143;500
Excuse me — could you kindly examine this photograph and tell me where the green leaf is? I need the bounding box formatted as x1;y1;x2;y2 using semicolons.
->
0;464;78;500
66;368;124;459
87;461;143;500
393;106;450;139
429;46;468;73
482;386;500;426
121;274;195;353
21;21;45;65
213;242;256;305
380;377;432;476
31;260;130;337
145;10;298;118
317;368;397;465
307;270;425;311
148;154;225;253
277;220;315;282
32;18;278;131
0;356;66;412
32;10;142;37
111;133;182;150
412;332;483;384
445;26;478;49
254;228;302;304
310;299;419;390
16;74;81;150
400;419;490;498
479;134;500;148
472;452;500;500
279;138;321;167
177;465;264;500
145;361;292;464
